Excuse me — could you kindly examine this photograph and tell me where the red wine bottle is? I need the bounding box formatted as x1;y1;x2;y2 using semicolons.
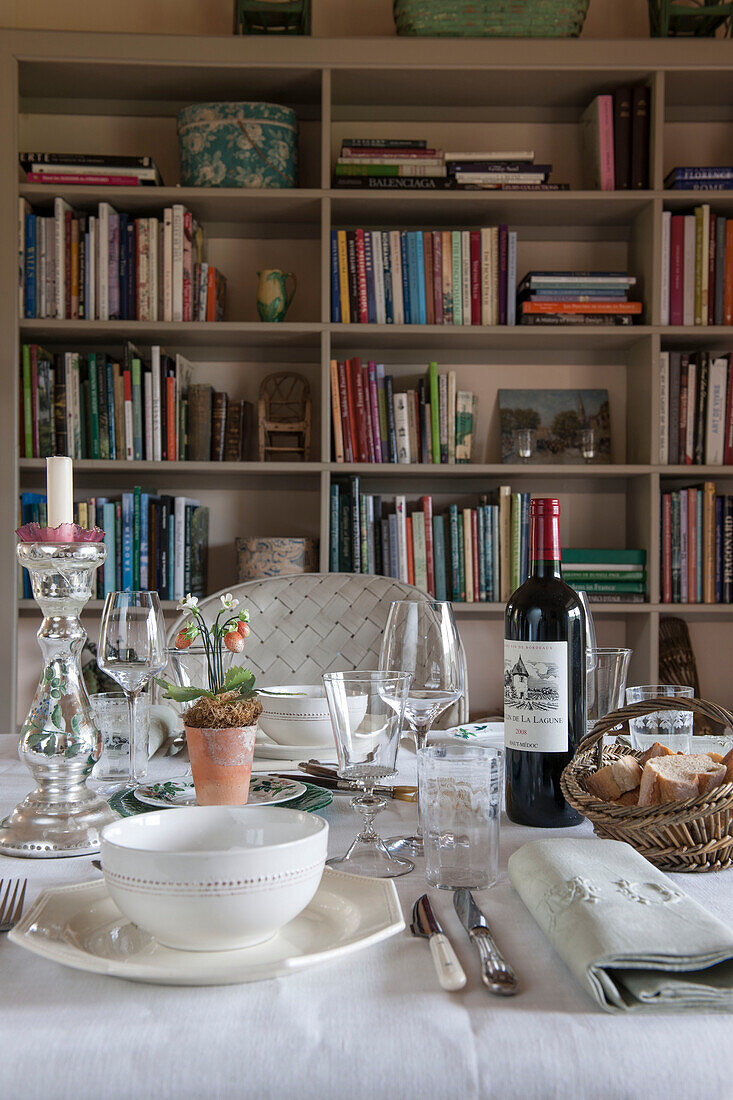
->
504;498;586;827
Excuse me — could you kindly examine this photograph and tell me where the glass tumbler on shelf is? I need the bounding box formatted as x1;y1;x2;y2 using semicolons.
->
97;592;167;786
513;428;537;463
379;599;465;859
322;670;413;878
577;428;596;463
419;743;503;890
625;684;695;754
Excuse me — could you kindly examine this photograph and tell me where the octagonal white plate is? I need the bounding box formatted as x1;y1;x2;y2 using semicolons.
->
8;870;404;986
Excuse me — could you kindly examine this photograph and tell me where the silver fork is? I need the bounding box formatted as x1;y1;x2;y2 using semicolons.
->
0;879;28;932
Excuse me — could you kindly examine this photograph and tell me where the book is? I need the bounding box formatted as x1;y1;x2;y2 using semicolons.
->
630;84;650;189
581;95;614;190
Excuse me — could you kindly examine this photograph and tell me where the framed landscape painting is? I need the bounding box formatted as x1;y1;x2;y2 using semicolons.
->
499;388;611;464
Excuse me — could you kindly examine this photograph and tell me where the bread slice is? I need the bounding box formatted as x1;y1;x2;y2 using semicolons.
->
721;748;733;783
586;757;643;801
615;786;640;807
638;753;727;807
639;742;675;766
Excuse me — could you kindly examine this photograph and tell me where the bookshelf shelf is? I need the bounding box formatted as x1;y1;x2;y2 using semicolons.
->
6;30;733;728
18;185;325;229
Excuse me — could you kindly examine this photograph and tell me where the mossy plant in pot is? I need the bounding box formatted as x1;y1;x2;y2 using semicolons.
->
156;593;263;806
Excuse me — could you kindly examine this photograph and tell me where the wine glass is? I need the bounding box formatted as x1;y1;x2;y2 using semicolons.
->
323;670;413;878
379;599;465;858
97;592;167;786
576;590;598;673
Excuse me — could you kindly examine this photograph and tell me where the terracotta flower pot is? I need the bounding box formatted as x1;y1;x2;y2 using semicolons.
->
185;724;257;806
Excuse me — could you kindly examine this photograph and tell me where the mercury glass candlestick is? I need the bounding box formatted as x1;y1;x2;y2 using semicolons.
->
0;540;116;857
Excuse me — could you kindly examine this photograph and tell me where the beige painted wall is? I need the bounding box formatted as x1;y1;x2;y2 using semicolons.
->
0;0;651;38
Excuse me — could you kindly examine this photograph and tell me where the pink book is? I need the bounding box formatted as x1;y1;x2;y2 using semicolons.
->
669;215;684;325
599;96;614;190
432;231;443;325
469;230;481;325
367;361;382;463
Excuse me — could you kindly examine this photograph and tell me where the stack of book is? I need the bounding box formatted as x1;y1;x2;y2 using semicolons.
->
330;484;615;604
445;151;564;191
517;271;642;326
330;358;476;465
332;138;448;188
330;226;517;325
19;342;253;463
562;548;647;604
19;198;227;322
658;350;732;466
665;166;733;192
19;490;208;600
660;483;731;604
581;85;650;190
20;151;164;187
661;206;733;326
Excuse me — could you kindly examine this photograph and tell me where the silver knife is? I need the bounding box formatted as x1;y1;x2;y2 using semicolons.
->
410;894;467;992
453;889;518;996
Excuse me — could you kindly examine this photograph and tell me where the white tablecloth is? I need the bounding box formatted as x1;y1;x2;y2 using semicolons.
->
1;732;731;1100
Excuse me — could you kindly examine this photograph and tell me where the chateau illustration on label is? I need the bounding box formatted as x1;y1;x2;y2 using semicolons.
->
504;653;561;713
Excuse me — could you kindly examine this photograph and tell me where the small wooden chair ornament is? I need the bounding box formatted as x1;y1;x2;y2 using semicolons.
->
258;372;311;462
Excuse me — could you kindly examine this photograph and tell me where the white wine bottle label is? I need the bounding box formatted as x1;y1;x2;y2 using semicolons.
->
504;639;569;753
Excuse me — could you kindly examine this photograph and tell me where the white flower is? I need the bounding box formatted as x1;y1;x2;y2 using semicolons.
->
177;594;199;612
220;593;240;611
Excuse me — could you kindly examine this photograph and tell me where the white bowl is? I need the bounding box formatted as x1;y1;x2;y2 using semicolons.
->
258;684;367;747
100;806;328;952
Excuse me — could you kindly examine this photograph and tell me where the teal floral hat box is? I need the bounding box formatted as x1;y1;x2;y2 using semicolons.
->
177;102;298;188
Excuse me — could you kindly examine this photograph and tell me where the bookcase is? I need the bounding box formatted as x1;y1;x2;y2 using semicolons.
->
2;30;733;731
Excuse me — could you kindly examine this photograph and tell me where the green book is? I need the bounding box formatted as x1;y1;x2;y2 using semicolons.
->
133;486;141;591
574;581;646;594
80;375;90;459
339;488;351;571
457;510;465;601
330;483;339;572
88;352;100;460
131;357;143;461
448;504;460;601
359;491;368;573
427;361;440;465
412;510;427;593
511;492;522;592
22;345;32;458
564;570;646;583
189;504;209;597
334;163;444;177
433;514;447;602
562;548;646;565
451;230;462;325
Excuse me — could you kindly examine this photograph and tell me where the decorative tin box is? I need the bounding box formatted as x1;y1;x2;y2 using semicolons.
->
236;537;318;581
177;102;298;188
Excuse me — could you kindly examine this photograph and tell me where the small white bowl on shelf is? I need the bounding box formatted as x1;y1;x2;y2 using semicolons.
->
100;806;328;952
258;684;367;747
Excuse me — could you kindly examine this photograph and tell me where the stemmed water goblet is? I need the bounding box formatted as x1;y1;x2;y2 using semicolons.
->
323;670;413;878
379;599;465;858
97;592;167;786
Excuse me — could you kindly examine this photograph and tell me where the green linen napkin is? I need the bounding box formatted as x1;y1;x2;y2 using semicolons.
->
508;837;733;1013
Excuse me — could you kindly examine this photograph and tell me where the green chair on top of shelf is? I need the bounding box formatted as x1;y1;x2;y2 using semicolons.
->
234;0;311;35
647;0;732;35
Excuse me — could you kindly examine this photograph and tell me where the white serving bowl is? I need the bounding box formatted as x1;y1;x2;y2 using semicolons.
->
258;684;367;747
100;806;328;952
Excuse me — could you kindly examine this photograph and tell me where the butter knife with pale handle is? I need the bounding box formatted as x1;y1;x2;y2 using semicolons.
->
411;894;467;992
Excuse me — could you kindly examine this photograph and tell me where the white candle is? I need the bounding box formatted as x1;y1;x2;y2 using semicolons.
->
46;456;74;528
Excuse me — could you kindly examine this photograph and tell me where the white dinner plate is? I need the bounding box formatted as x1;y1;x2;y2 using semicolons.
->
9;871;404;986
133;774;306;809
444;721;504;747
254;736;337;762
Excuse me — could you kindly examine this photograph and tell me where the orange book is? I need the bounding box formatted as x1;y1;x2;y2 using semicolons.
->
725;220;733;326
405;515;415;586
329;359;344;463
520;300;643;314
703;481;716;604
166;375;176;461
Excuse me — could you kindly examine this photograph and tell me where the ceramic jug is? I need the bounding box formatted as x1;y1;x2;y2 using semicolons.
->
257;269;297;322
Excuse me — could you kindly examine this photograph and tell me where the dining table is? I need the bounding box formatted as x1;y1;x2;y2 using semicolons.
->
1;729;731;1100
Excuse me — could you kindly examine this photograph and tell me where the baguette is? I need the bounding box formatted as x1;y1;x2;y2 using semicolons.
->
638;753;727;807
639;742;675;766
615;786;640;806
721;748;733;783
586;757;642;801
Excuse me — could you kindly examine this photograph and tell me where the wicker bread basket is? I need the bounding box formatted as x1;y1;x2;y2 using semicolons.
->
560;697;733;873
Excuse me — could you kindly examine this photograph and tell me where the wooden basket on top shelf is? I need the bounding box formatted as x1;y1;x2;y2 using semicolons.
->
560;696;733;873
